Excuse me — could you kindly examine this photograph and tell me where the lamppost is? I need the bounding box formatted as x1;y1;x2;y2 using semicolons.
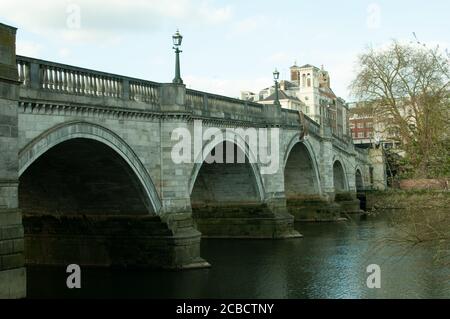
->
273;68;280;106
172;29;183;84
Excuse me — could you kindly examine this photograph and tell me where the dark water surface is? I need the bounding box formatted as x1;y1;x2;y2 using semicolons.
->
27;214;450;298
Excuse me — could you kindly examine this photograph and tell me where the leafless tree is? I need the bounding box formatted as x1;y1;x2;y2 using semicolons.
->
351;41;450;178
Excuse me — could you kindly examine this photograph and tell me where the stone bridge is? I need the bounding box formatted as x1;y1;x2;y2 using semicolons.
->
0;24;384;297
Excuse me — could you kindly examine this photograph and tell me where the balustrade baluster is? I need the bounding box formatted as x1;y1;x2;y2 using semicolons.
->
50;67;55;90
81;73;86;94
102;77;106;96
106;78;111;96
17;63;23;83
85;74;90;95
92;76;97;95
142;84;146;102
76;72;81;94
67;71;73;93
62;70;67;92
113;79;117;97
40;66;45;89
57;68;62;91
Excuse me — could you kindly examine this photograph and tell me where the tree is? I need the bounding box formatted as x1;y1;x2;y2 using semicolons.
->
351;41;450;178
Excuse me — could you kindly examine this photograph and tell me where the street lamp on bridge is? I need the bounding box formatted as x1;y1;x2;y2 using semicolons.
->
273;68;280;107
172;29;183;84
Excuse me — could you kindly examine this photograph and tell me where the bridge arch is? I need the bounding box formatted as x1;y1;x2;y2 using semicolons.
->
189;131;265;202
332;159;348;192
355;167;364;191
19;121;162;213
283;135;322;196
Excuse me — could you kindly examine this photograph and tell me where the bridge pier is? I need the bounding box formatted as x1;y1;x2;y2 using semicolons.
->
334;192;363;215
23;213;208;270
192;201;301;239
287;195;343;222
0;23;26;298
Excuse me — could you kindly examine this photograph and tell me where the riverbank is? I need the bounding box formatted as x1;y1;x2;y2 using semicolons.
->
365;189;450;266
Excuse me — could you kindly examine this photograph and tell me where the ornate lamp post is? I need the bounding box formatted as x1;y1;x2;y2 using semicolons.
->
273;68;280;106
172;29;183;84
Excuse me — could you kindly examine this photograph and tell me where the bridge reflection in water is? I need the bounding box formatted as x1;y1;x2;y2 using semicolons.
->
27;212;450;299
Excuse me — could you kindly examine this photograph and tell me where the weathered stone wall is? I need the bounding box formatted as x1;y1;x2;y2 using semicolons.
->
369;148;387;190
0;23;26;298
191;162;259;203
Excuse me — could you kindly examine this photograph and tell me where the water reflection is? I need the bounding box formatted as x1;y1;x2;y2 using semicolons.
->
27;214;450;298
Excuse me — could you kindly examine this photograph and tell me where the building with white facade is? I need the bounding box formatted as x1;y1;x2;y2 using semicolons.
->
241;62;349;138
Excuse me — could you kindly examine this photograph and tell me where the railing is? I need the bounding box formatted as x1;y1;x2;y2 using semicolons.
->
16;55;348;140
186;88;264;119
17;58;30;86
41;65;122;97
16;55;160;106
332;133;350;149
186;89;204;108
303;114;320;136
129;80;159;104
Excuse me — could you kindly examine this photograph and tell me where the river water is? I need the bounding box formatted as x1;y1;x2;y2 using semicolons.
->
27;213;450;299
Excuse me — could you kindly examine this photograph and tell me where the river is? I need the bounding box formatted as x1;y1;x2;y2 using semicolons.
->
27;212;450;299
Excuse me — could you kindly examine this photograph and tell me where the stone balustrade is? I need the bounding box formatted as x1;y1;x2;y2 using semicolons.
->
17;55;309;130
16;55;161;107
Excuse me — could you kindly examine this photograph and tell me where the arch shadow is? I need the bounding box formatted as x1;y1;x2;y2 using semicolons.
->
332;158;349;192
19;121;162;214
283;134;322;196
188;130;265;202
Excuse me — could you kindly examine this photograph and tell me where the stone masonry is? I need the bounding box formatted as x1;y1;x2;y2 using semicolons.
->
0;23;383;298
0;23;26;299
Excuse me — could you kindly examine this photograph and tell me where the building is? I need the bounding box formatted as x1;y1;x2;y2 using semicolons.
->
241;62;349;138
259;89;307;113
348;102;399;149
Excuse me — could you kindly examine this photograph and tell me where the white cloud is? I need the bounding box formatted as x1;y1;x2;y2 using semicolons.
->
16;40;42;57
366;3;382;30
58;47;71;58
184;74;271;98
0;0;233;44
264;51;294;64
232;15;267;35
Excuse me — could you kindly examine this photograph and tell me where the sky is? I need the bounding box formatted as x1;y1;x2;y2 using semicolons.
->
0;0;449;101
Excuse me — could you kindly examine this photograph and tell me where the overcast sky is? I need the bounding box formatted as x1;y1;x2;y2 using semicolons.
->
1;0;448;100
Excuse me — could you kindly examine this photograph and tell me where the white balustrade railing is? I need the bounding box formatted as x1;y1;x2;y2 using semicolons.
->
16;56;160;106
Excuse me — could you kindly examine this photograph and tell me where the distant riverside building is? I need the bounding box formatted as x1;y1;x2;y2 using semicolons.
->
241;62;349;138
348;102;399;149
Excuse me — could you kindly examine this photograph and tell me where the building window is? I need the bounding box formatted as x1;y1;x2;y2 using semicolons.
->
366;121;373;128
302;74;306;87
349;123;355;129
357;123;363;128
358;132;364;138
